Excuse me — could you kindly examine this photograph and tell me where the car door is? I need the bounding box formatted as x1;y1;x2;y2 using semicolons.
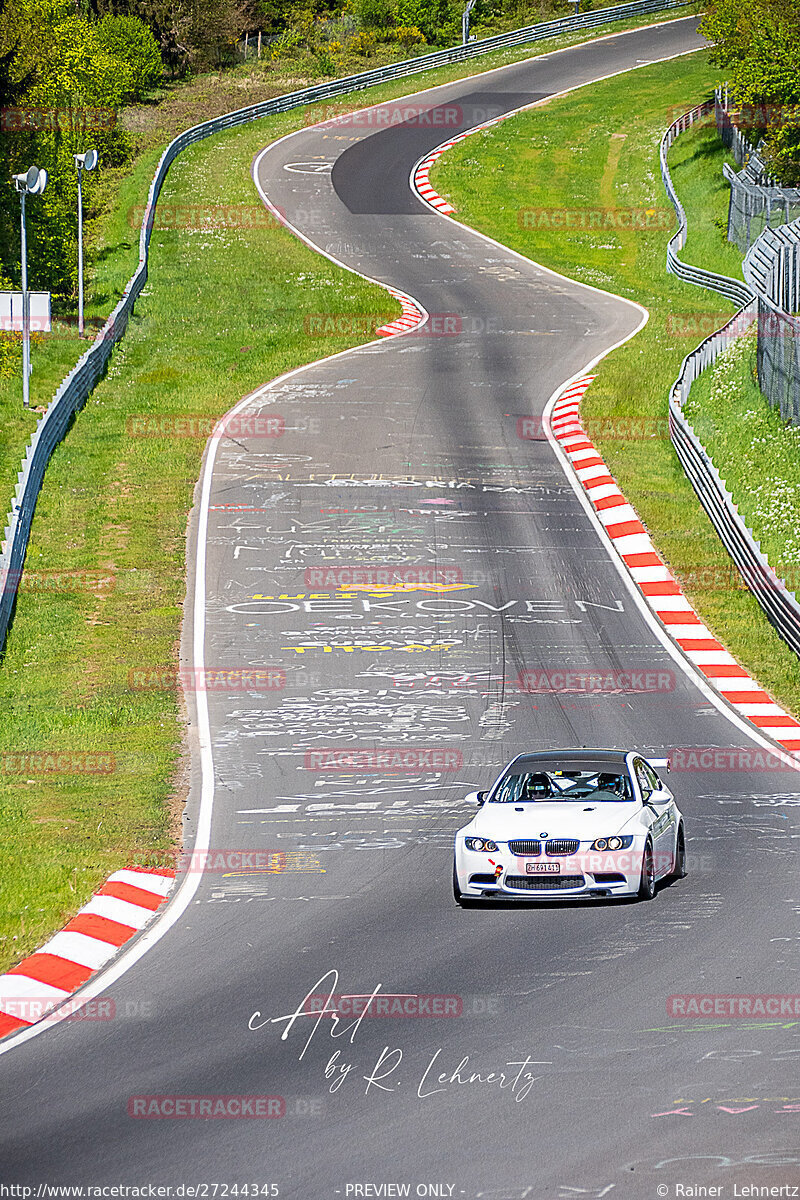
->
634;758;674;878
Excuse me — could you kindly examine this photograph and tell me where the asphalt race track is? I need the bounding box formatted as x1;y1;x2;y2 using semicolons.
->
3;17;800;1199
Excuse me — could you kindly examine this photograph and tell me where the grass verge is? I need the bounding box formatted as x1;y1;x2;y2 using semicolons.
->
685;330;800;584
431;51;800;716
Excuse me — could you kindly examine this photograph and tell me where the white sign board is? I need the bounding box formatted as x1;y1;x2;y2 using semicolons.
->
0;291;51;332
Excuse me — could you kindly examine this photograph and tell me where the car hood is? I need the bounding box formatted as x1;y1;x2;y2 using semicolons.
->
464;801;640;842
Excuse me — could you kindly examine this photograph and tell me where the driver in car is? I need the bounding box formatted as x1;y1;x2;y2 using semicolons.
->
596;772;631;799
522;773;552;800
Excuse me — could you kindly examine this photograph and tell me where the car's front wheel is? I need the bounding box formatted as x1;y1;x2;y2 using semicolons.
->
453;862;475;908
637;839;656;901
672;823;688;880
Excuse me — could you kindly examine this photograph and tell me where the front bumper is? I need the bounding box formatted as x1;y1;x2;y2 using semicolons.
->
455;842;646;899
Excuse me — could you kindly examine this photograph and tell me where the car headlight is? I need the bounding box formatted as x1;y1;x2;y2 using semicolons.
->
465;837;498;852
590;835;633;851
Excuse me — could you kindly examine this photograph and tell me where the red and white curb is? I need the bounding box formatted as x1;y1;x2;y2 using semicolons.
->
0;866;175;1041
552;377;800;753
253;168;426;342
412;117;512;215
413;141;463;213
376;286;426;336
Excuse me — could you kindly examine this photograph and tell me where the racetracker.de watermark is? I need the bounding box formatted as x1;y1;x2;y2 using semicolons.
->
177;850;286;873
126;414;284;439
128;1096;285;1118
677;563;800;593
304;566;463;588
669;747;798;771
304;748;463;771
304;994;463;1017
518;206;673;231
128;668;285;692
518;415;668;440
1;751;115;775
667;311;796;339
308;102;462;129
1;106;116;131
127;203;286;230
303;313;460;337
667;101;800;127
2;569;115;594
668;995;800;1018
0;998;153;1024
516;668;675;693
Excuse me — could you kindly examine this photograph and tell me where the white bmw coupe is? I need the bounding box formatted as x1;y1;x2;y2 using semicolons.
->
453;749;685;904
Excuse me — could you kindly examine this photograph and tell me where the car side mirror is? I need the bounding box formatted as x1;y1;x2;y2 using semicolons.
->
466;790;487;806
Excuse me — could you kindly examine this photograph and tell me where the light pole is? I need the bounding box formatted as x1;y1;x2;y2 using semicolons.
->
74;149;97;338
13;164;48;410
462;0;477;44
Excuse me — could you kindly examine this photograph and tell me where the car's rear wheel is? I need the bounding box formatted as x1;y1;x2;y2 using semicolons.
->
637;839;656;901
672;823;687;879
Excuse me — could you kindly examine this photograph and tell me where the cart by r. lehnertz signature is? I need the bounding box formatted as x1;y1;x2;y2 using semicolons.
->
248;969;548;1102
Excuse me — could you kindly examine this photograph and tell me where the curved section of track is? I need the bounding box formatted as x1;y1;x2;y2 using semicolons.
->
3;19;800;1200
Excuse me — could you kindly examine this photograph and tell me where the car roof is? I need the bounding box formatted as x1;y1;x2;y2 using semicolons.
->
506;749;631;769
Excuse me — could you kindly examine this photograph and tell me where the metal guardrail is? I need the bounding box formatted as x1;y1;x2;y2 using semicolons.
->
662;110;800;656
668;305;800;658
0;0;693;653
660;100;754;307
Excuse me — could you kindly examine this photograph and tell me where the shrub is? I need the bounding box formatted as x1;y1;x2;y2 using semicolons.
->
762;117;800;185
394;24;425;46
347;30;377;54
351;0;398;28
95;15;162;102
395;0;460;43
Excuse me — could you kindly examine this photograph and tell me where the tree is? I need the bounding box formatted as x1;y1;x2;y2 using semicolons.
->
0;0;133;300
700;0;800;182
95;14;162;101
394;0;459;42
700;0;800;105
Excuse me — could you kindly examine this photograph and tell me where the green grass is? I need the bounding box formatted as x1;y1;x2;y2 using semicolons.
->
666;119;744;279
431;51;800;717
686;330;800;584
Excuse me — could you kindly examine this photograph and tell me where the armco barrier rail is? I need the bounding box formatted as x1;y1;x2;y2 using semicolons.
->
668;306;800;659
0;0;692;653
662;109;800;656
660;99;754;307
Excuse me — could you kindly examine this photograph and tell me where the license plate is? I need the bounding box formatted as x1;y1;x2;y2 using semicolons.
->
526;862;560;874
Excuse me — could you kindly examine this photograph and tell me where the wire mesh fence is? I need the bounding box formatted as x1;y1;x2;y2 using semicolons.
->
743;218;800;426
716;90;800;255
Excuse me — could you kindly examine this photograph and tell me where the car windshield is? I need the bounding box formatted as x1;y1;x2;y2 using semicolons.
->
490;766;634;803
